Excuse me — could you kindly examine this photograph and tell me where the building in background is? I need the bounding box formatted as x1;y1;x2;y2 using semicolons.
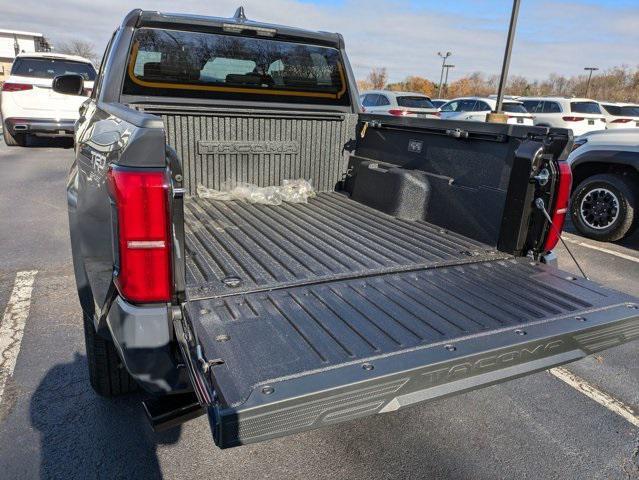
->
0;29;52;82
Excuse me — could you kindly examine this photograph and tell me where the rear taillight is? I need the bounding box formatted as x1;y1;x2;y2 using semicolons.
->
1;82;33;92
543;161;572;251
388;109;409;116
611;118;632;123
432;111;441;117
107;168;172;303
562;116;584;122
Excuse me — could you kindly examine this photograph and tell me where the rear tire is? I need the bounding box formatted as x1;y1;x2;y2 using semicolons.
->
570;173;637;242
83;313;138;397
2;123;26;147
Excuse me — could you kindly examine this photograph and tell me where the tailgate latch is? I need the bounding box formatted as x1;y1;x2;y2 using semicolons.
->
532;168;550;186
446;128;469;139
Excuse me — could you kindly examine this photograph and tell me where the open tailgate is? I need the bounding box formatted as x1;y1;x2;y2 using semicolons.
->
177;258;639;448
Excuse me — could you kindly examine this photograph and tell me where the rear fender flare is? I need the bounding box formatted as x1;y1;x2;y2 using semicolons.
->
67;162;96;323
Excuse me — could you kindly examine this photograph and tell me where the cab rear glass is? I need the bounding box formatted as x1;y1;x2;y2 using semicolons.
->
122;28;349;105
11;58;96;81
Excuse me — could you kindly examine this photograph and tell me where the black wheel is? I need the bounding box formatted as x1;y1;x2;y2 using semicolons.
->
2;123;26;147
83;313;138;396
570;173;637;242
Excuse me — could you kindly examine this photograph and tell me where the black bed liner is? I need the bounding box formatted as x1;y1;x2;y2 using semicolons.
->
181;192;639;448
184;192;508;298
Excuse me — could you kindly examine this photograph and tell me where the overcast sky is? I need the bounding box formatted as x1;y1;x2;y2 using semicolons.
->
2;0;638;82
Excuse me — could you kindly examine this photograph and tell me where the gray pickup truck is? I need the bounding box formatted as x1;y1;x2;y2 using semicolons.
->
56;8;639;448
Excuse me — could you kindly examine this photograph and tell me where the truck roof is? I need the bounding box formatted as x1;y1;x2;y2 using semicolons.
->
125;7;344;48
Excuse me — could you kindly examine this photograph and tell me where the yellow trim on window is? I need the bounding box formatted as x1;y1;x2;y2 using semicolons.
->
127;41;347;100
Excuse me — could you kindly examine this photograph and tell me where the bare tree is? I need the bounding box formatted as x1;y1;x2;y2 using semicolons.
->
367;67;388;90
357;65;639;103
56;39;99;66
356;79;373;92
386;76;436;97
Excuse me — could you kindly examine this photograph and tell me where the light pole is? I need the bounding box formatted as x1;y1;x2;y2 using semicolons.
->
437;51;452;98
493;0;521;117
443;64;455;97
584;67;598;97
13;34;20;57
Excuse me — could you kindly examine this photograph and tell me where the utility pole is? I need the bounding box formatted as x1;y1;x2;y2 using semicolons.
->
584;67;598;98
437;51;452;98
13;34;20;56
443;64;455;97
492;0;521;121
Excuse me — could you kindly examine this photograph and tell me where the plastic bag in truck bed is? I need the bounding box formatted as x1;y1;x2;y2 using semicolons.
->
196;179;316;205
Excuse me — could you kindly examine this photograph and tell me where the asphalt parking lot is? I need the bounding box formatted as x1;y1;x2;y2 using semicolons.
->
0;139;638;480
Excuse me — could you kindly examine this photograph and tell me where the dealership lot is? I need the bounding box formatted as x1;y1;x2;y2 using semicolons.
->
0;140;638;479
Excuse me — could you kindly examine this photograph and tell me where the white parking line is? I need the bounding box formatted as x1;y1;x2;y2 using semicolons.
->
0;270;37;404
563;235;639;264
549;367;639;428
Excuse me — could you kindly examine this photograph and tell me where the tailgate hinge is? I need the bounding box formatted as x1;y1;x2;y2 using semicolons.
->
172;306;216;406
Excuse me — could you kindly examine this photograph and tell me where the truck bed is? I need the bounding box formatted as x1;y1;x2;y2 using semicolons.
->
182;194;639;448
184;192;509;298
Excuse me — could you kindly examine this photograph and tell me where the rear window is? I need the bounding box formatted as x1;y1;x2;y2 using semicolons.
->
502;102;527;113
543;101;562;113
570;101;601;114
602;104;639;116
123;28;349;106
11;57;96;81
622;106;639;116
522;100;542;113
396;96;434;109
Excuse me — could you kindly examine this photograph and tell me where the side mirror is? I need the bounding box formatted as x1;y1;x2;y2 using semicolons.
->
52;74;84;96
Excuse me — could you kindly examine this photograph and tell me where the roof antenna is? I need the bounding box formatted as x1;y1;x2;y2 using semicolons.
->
234;6;247;21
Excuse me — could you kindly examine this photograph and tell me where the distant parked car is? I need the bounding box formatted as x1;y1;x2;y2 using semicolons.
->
439;97;533;125
430;99;448;109
359;90;439;118
599;102;639;129
568;128;639;241
0;52;96;146
520;97;606;136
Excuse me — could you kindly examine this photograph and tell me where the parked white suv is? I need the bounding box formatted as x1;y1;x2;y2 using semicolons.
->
0;52;96;146
430;99;448;109
520;97;606;136
359;90;439;118
599;102;639;129
439;97;533;125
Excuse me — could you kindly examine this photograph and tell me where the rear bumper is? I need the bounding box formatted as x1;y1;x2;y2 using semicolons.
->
106;296;192;395
4;117;76;137
209;302;639;448
606;122;639;129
